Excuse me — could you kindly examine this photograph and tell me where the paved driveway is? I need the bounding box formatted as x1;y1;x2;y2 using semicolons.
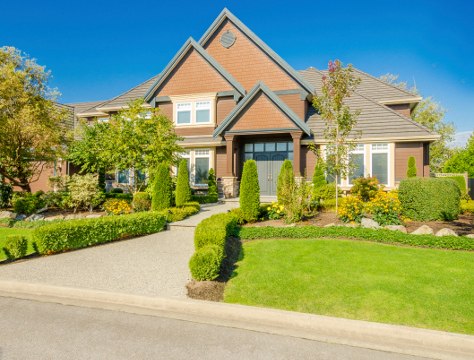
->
0;202;237;298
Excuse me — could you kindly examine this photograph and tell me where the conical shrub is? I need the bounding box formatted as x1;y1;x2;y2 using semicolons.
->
151;163;172;211
239;160;260;222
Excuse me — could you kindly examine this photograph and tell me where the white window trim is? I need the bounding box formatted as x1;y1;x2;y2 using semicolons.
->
370;143;391;187
179;148;214;186
171;94;216;127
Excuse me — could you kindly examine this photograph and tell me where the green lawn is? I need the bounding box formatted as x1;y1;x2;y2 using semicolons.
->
0;228;34;261
224;239;474;334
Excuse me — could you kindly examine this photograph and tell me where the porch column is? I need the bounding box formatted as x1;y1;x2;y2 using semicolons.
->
291;131;303;176
225;134;235;176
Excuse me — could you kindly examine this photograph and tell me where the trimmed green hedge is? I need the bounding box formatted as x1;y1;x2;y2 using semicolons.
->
237;226;474;251
191;194;219;204
105;193;133;202
398;178;461;221
33;212;167;255
3;235;28;260
189;212;238;281
159;204;200;223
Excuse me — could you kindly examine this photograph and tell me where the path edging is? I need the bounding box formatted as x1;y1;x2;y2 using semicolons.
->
0;280;472;360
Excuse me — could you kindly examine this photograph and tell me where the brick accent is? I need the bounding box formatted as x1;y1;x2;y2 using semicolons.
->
204;18;300;91
157;48;233;96
215;146;227;178
227;92;298;132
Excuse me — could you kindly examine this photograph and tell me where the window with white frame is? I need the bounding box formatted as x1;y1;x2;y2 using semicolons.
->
180;149;212;186
97;116;109;123
348;144;366;184
175;100;213;126
371;143;389;185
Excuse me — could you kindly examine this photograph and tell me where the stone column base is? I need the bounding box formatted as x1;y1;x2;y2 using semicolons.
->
221;176;240;198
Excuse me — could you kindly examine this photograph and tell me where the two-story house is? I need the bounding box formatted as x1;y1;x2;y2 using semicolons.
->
63;8;438;197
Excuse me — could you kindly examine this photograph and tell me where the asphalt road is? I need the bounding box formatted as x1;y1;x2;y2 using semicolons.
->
0;297;430;360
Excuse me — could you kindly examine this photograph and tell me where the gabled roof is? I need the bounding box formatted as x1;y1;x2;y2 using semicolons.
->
213;82;311;137
199;8;315;96
143;38;245;102
299;68;439;141
67;100;109;117
96;75;159;112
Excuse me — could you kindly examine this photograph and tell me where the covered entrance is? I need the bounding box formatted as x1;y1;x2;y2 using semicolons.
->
243;141;294;195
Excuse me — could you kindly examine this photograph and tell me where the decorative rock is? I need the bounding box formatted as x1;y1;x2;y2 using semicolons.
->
86;214;102;219
29;214;45;221
411;225;434;235
465;234;474;239
361;217;380;229
384;225;408;233
15;214;26;221
36;207;48;214
0;211;16;219
45;214;65;221
343;222;359;228
64;214;84;220
324;223;336;227
435;228;458;237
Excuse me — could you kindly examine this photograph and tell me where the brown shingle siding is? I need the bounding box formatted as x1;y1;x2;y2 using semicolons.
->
216;96;236;125
278;93;306;120
387;103;411;117
394;142;425;181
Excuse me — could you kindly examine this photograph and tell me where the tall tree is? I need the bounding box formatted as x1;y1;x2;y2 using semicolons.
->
68;99;183;192
443;134;474;177
0;47;68;191
379;73;455;173
312;60;361;212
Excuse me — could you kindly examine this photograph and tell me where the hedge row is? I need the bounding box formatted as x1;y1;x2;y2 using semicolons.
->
237;226;474;251
3;235;28;260
159;203;200;222
191;194;219;204
189;212;238;281
33;212;167;255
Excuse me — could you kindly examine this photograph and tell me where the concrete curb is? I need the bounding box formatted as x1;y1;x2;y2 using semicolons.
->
0;280;472;360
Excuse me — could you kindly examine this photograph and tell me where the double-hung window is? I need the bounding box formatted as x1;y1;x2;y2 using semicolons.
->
179;149;212;186
371;143;389;185
174;99;213;125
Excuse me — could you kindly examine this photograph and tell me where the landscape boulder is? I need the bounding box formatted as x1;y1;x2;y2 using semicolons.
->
435;228;458;237
0;211;16;219
384;225;408;233
411;225;434;235
465;234;474;239
361;217;380;229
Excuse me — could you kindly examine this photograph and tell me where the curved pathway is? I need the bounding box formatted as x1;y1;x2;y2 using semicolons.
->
0;202;237;298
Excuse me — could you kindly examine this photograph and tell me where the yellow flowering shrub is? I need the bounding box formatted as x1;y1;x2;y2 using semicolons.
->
339;196;364;223
267;202;285;220
366;191;402;225
103;199;132;215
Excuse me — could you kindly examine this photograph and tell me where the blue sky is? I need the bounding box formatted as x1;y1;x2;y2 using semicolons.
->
1;0;473;134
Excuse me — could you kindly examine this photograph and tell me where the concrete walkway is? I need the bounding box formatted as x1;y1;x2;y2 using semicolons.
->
0;202;237;298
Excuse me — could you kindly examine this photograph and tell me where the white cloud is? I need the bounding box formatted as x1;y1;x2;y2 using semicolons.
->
449;131;473;148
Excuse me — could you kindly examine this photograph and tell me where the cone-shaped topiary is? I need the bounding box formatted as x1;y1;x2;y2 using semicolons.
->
208;168;218;197
407;156;417;178
312;161;327;200
277;159;294;203
239;160;260;222
151;163;172;211
176;159;191;207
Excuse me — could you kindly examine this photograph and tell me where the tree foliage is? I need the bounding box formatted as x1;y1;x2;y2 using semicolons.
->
407;156;417;178
151;163;172;211
277;160;294;204
0;47;69;191
379;73;455;173
443;134;474;177
68;174;105;212
68;98;183;192
175;159;191;207
312;60;361;212
239;160;260;222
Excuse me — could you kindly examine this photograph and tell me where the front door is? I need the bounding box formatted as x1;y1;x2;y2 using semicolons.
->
244;142;293;196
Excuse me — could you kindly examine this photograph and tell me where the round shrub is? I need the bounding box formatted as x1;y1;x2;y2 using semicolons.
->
398;178;461;221
239;160;260;222
103;198;132;215
132;192;151;212
175;159;191;207
151;163;172;211
189;245;224;281
12;192;45;215
350;176;380;202
3;235;28;260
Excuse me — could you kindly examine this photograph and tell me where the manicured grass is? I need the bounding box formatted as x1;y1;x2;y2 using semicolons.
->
224;239;474;334
0;227;34;261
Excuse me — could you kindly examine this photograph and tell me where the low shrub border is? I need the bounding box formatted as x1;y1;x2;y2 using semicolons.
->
189;212;238;281
159;203;200;222
3;235;28;260
237;226;474;251
33;212;167;255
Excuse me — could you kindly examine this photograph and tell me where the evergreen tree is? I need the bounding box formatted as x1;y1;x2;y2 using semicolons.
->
239;160;260;222
207;168;218;200
312;161;327;201
277;160;294;203
151;163;172;211
175;159;191;207
407;156;417;178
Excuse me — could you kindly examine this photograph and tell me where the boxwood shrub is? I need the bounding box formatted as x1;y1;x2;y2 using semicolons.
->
237;226;474;251
160;205;199;223
33;212;166;255
189;212;238;281
398;178;461;221
3;235;28;260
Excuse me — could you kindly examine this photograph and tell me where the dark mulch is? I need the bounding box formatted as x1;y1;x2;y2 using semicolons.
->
405;214;474;236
